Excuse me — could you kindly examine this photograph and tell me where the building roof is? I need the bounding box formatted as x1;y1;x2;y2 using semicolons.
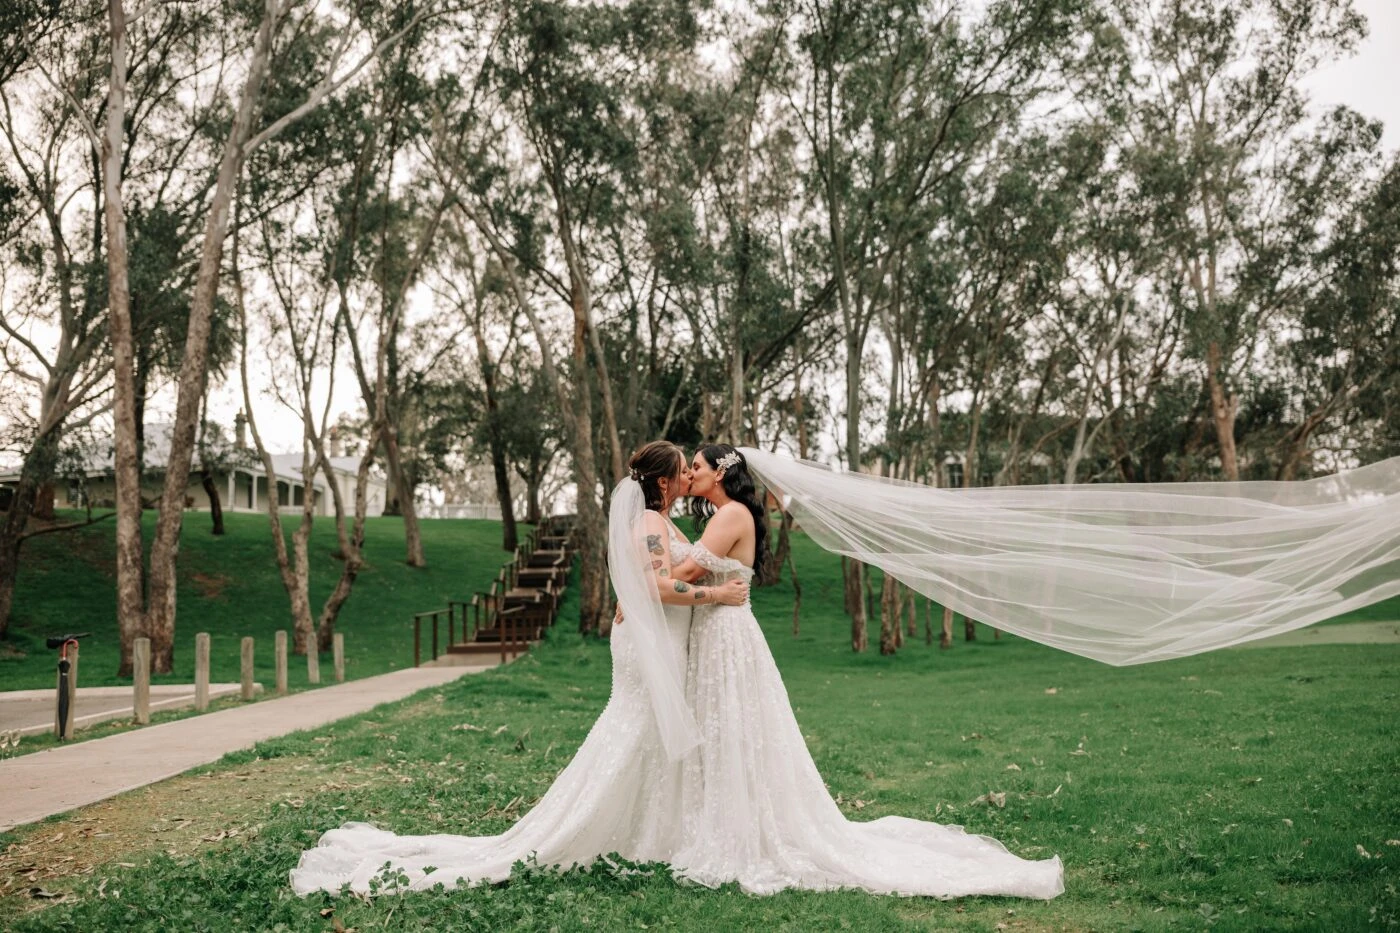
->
0;424;377;488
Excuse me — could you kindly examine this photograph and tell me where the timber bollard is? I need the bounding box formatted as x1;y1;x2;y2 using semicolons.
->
194;633;210;711
274;631;288;696
240;637;255;700
133;637;151;724
307;641;321;685
333;633;345;682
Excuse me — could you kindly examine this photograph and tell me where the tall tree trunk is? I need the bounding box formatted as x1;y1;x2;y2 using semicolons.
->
878;574;899;655
1206;342;1239;480
524;472;542;524
102;0;145;678
569;293;609;635
474;325;518;551
382;427;425;566
200;471;225;535
139;1;280;673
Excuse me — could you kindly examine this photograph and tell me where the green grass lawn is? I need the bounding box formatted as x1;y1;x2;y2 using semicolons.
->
1;509;521;692
2;523;1397;931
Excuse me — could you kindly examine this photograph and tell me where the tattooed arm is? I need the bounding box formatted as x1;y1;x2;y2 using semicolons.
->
640;512;746;606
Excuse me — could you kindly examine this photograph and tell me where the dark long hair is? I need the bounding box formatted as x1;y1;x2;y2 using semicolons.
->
628;441;684;512
690;444;770;579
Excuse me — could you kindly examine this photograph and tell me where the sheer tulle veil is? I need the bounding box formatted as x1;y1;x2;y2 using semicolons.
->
740;448;1400;666
608;477;702;759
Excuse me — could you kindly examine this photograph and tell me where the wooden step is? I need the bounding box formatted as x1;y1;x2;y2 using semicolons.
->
445;641;534;655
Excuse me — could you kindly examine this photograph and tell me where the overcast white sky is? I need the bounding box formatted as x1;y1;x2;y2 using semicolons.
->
1303;0;1400;150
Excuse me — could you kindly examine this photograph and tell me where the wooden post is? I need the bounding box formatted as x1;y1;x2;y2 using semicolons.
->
432;612;439;661
274;630;288;696
194;633;210;711
240;637;255;700
54;642;78;739
333;633;345;683
940;606;954;650
133;637;151;724
307;641;321;685
414;617;421;668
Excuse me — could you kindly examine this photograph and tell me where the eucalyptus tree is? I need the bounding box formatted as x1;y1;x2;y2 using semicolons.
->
789;0;1088;651
438;0;712;633
0;0;227;641
92;0;441;674
1108;0;1366;480
1266;113;1399;478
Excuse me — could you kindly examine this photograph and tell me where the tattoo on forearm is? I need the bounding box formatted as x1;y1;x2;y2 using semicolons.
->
695;589;707;601
651;559;663;570
659;568;670;577
673;581;689;593
647;534;663;556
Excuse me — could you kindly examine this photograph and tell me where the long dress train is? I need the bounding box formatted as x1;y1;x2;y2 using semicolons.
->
671;543;1064;900
288;520;694;895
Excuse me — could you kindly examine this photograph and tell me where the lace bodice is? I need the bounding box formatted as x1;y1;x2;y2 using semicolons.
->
689;541;754;584
663;517;696;565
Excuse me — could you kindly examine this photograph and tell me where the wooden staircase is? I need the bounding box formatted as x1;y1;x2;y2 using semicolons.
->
412;516;578;667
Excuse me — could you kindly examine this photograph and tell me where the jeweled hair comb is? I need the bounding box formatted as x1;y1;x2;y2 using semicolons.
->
715;451;743;472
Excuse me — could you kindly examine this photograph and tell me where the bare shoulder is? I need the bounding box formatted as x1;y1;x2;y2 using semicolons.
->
716;501;753;527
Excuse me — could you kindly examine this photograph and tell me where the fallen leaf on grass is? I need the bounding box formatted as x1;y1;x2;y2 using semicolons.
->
972;792;1007;808
1358;845;1373;859
451;724;485;732
1005;763;1021;772
493;725;509;735
1044;688;1058;695
28;886;63;899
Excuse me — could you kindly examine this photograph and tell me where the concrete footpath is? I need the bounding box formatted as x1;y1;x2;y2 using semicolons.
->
0;683;257;737
0;663;492;832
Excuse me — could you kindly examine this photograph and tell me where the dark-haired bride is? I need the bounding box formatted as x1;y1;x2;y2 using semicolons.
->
663;444;1064;898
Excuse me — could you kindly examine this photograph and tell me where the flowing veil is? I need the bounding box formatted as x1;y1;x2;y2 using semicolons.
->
607;478;702;759
741;448;1400;666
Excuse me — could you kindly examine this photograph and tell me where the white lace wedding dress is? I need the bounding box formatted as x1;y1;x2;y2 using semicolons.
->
288;519;695;895
670;542;1064;900
291;519;1062;900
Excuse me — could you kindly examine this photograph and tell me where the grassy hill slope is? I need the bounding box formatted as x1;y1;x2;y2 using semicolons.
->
1;510;520;691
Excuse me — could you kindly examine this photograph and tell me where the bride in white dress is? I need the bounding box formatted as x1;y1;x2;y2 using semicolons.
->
289;441;748;894
665;444;1064;900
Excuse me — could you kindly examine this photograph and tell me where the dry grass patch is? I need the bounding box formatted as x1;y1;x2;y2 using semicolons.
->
0;754;394;921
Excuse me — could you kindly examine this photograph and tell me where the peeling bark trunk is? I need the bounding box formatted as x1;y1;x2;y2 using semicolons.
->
382;427;425;566
102;0;145;678
1206;342;1239;481
140;2;280;674
878;573;899;655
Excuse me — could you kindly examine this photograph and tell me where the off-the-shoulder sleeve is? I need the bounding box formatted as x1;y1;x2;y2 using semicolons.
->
690;541;732;573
